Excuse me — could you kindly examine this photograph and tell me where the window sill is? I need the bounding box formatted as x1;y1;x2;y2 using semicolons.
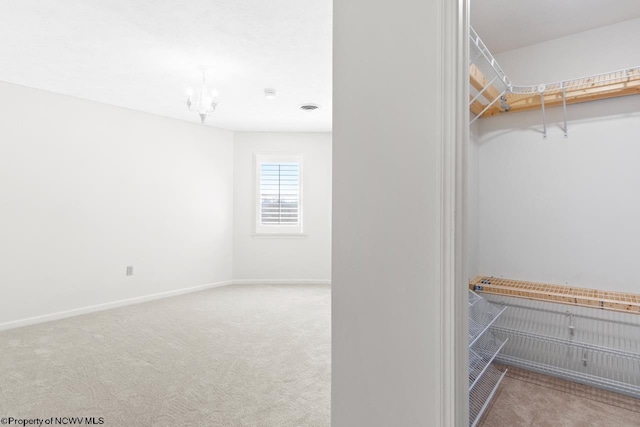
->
252;233;308;239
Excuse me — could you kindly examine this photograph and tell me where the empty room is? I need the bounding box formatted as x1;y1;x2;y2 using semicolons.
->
3;0;640;426
0;1;331;425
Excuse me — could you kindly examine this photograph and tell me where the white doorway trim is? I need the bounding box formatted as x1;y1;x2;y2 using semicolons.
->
439;0;469;425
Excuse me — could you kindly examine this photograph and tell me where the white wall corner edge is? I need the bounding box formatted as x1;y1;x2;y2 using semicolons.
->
0;280;234;332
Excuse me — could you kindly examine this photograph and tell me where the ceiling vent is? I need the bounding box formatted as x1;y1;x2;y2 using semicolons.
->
300;104;319;111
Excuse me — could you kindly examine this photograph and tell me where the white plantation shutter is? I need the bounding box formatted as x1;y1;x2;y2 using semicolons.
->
260;162;300;225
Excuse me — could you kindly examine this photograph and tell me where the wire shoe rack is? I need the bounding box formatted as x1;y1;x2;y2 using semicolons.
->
468;290;508;427
469;294;508;347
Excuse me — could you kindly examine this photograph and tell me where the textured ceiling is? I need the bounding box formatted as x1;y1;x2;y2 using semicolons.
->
0;0;332;132
472;0;640;53
3;1;637;131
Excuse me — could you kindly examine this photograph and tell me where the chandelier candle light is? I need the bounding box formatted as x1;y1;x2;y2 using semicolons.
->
186;68;219;124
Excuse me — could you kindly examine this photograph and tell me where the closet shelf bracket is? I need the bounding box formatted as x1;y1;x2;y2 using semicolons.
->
561;84;568;138
539;86;547;139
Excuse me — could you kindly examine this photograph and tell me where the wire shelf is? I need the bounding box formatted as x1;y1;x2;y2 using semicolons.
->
469;26;511;90
491;325;640;361
470;330;508;390
493;332;640;395
472;276;640;314
480;292;640;399
497;354;640;399
468;27;640;122
469;364;507;427
469;297;507;347
511;67;640;96
483;294;640;357
468;292;508;426
469;290;482;307
469;26;511;123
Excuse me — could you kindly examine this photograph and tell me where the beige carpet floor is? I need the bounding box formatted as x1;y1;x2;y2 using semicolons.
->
0;284;331;427
479;372;640;427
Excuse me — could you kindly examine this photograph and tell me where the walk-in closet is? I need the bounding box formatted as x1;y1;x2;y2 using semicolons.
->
467;1;640;425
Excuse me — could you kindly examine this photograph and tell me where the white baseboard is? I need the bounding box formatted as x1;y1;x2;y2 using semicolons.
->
232;279;332;285
0;280;233;332
0;279;331;332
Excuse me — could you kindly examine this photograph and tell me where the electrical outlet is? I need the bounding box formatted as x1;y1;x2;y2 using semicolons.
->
126;266;133;276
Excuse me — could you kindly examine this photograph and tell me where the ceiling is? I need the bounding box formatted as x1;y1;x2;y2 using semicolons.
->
0;0;332;132
472;0;640;54
2;1;638;132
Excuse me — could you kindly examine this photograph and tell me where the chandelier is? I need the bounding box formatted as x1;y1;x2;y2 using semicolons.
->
186;68;219;124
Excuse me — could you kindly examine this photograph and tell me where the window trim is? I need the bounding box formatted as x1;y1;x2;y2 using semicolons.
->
254;153;304;235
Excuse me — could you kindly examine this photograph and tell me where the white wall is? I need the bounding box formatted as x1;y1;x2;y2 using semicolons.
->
0;81;234;326
332;0;452;424
495;17;640;84
476;19;640;292
233;132;332;282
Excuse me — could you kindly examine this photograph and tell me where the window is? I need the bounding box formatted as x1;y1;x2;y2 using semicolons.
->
260;163;300;225
255;154;303;235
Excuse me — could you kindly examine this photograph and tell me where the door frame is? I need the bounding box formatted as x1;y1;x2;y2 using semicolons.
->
439;0;470;425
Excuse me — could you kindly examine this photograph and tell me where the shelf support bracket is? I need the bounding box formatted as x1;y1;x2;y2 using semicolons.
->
540;90;547;139
561;83;568;138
